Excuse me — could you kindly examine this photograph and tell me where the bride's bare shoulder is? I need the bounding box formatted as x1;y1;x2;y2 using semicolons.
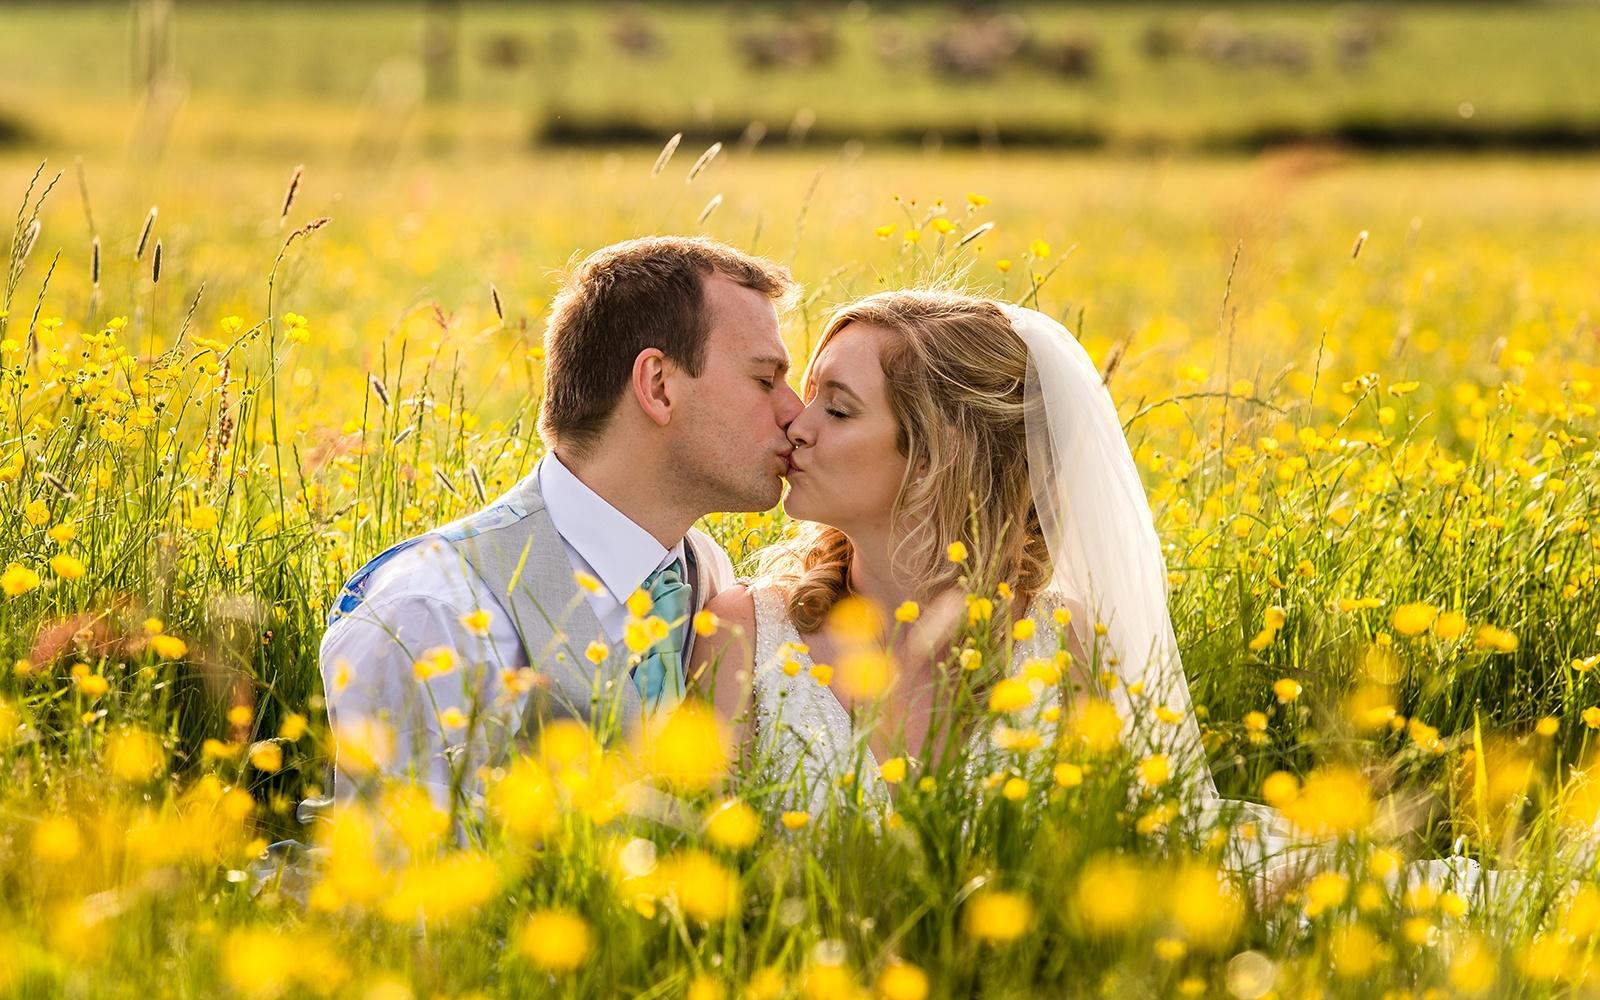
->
705;581;757;631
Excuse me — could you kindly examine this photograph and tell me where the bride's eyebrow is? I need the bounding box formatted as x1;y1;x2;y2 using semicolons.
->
819;378;861;402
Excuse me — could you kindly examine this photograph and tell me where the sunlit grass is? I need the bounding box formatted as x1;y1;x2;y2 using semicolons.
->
0;147;1598;995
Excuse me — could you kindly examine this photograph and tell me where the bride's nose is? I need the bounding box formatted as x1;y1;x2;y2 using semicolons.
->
786;410;814;449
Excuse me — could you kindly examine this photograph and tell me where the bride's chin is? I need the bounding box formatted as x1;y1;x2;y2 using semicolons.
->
779;489;809;520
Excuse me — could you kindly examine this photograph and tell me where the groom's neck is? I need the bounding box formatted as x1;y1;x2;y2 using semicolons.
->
554;445;698;549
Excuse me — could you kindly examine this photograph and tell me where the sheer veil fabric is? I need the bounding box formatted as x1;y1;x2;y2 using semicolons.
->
1007;302;1312;877
1006;302;1528;895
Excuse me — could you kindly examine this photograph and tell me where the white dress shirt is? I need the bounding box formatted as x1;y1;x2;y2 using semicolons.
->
318;453;702;811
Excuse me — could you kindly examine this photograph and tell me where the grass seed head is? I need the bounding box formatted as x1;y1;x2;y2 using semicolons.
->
280;164;304;222
686;141;722;183
651;132;682;177
135;206;157;260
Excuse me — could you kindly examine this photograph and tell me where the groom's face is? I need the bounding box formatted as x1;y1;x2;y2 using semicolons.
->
670;274;802;512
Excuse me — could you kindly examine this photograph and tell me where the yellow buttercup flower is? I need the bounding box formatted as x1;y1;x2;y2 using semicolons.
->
1262;770;1300;807
458;607;493;636
518;910;591;973
32;816;83;864
49;553;85;580
412;646;457;681
946;541;968;563
1391;602;1439;637
1432;610;1468;641
1068;698;1122;753
150;634;188;659
664;849;741;922
637;701;729;792
987;678;1033;713
876;960;929;1000
24;499;49;526
1282;766;1374;838
107;728;166;783
837;649;891;700
1073;854;1145;934
1137;754;1171;788
626;588;653;618
1474;624;1519;653
188;506;220;531
1;562;41;597
693;609;719;637
249;741;284;773
780;811;809;831
964;889;1033;943
704;799;761;850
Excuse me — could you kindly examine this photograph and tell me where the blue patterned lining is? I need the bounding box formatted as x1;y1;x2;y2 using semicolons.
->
326;491;531;626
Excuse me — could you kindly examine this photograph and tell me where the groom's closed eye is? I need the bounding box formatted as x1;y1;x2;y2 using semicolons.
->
750;354;789;390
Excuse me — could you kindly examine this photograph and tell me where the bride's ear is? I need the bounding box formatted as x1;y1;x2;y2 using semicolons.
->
912;423;956;477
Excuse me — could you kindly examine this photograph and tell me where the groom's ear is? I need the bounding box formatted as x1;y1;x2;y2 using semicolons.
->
630;347;675;427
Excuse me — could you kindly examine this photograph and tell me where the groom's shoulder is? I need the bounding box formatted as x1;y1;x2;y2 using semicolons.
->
329;532;487;623
686;526;736;584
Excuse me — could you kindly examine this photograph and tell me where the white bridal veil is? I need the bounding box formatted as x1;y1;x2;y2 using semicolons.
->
1004;303;1222;785
1002;301;1517;894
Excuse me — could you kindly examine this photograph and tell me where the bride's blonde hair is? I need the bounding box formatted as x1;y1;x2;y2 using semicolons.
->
762;290;1051;633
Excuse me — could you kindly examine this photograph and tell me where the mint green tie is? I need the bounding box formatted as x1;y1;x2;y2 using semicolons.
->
634;558;690;713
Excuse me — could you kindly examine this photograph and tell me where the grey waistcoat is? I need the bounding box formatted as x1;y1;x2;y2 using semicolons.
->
331;469;731;744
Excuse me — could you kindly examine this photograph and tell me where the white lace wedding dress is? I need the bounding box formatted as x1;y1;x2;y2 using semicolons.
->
746;582;1070;818
744;582;1518;901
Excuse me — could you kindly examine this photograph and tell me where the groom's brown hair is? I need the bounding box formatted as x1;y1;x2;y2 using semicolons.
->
539;235;795;457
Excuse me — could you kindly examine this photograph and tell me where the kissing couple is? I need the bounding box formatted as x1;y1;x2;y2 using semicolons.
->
319;233;1296;879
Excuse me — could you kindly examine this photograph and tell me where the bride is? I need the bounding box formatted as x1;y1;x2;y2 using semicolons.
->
687;289;1503;895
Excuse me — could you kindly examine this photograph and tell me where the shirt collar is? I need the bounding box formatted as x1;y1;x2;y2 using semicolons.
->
538;453;686;602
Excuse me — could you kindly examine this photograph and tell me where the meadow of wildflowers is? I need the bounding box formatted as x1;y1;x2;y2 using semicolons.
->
1;144;1599;997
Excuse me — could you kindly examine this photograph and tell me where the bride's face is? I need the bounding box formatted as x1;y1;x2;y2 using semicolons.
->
783;322;909;533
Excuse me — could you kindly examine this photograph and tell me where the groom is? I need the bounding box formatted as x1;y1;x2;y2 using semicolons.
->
318;235;803;811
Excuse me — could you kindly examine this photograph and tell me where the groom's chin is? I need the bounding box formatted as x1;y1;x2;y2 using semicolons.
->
729;474;785;514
